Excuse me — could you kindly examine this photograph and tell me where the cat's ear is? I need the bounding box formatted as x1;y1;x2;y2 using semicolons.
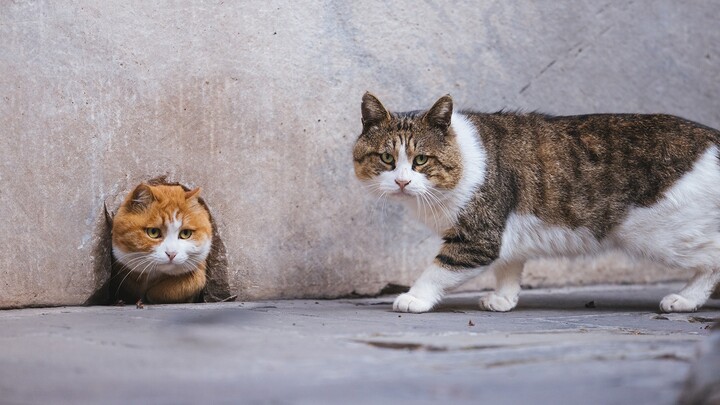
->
185;187;201;200
361;92;390;131
128;184;155;212
423;94;453;130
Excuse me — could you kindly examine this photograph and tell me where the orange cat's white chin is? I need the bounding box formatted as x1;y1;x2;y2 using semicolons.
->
155;262;198;275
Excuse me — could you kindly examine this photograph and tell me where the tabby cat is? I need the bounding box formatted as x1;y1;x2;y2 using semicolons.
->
353;92;720;313
111;181;213;304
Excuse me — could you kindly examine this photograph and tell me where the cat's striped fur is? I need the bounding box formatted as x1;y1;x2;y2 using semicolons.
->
353;92;720;313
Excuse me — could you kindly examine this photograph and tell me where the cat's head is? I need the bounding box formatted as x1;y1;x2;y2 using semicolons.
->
352;93;464;199
111;183;213;275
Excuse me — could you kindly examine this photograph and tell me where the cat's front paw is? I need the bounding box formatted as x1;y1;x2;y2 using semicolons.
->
478;293;518;312
659;293;698;313
393;293;434;313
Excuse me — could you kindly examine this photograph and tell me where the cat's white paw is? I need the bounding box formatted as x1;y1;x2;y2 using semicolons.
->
393;293;434;313
478;293;518;312
659;293;698;313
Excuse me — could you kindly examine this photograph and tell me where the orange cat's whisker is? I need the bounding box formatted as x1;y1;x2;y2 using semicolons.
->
136;261;156;283
115;263;144;298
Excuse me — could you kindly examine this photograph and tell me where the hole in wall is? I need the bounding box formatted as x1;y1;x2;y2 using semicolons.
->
85;176;235;305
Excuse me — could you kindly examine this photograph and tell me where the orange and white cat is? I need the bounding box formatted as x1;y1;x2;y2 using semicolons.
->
111;182;213;304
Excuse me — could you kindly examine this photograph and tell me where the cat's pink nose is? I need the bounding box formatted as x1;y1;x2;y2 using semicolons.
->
395;179;411;191
166;251;177;262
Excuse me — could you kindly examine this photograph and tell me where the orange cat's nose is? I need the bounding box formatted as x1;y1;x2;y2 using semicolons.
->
395;179;411;191
166;251;177;262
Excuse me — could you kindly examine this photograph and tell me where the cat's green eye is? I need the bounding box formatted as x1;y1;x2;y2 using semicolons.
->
380;152;394;164
414;154;428;166
179;229;193;240
146;228;162;239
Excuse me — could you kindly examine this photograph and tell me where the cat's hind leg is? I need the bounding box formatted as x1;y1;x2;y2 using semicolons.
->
660;267;720;313
479;261;524;312
393;262;484;313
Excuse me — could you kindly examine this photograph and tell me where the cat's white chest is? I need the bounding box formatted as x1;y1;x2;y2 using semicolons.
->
408;199;455;234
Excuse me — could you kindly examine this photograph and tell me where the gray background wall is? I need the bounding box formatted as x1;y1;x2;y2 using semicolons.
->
2;1;719;308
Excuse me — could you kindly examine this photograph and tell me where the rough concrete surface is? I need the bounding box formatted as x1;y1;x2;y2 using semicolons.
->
2;2;720;307
679;331;720;404
0;284;718;404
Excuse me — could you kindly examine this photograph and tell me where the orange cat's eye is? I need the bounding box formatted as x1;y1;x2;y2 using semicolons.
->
413;154;428;166
380;152;394;164
179;229;193;239
146;228;162;239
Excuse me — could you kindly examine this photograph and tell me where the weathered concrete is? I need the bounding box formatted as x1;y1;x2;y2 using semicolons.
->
0;284;718;404
679;330;720;404
2;1;720;307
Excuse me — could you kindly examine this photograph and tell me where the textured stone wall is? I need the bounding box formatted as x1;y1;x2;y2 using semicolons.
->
2;1;719;307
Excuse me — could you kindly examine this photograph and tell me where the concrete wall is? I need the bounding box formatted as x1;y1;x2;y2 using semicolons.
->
2;1;720;308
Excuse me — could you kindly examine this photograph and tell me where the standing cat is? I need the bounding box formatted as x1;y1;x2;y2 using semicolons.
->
353;92;720;313
111;181;213;304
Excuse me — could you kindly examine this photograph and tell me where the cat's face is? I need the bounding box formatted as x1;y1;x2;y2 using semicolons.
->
112;184;212;276
352;93;463;199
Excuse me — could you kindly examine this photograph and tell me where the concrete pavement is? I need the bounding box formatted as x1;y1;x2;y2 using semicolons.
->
1;283;718;404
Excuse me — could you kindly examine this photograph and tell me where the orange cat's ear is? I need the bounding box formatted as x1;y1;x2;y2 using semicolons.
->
423;94;453;131
127;184;155;212
185;187;201;200
361;92;390;132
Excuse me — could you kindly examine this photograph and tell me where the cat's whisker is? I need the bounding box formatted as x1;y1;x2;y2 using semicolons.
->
108;264;139;282
114;255;156;297
181;262;192;273
430;196;453;223
423;192;440;230
420;192;440;231
414;195;422;222
369;191;388;225
108;253;155;280
362;181;385;197
114;259;149;298
189;256;204;265
113;253;149;267
123;258;152;275
134;259;156;282
114;274;131;297
425;187;455;226
415;194;427;226
184;258;202;270
372;190;387;207
121;252;151;260
429;193;443;231
121;255;153;268
117;252;147;259
184;260;199;273
137;261;157;282
380;193;389;220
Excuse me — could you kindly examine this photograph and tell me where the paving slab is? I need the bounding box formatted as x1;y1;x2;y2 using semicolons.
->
1;283;718;404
